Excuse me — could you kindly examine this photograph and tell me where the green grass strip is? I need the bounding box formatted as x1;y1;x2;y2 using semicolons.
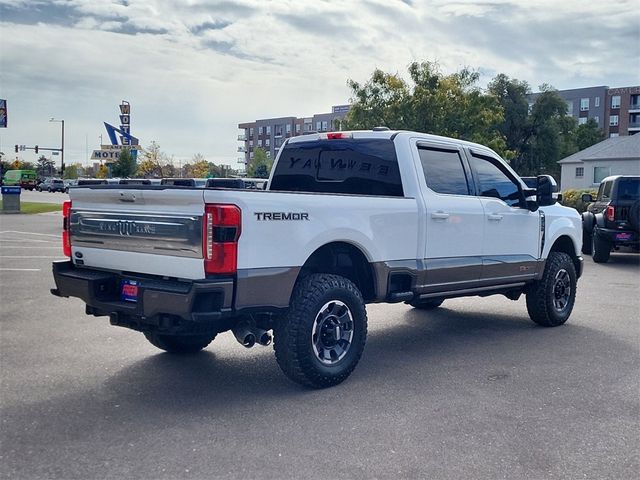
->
0;201;62;214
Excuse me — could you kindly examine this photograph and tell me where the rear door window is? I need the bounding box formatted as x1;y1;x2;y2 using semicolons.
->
270;138;403;196
418;146;470;195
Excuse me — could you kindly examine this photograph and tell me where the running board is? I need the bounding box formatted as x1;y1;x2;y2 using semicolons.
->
417;282;526;301
387;291;414;303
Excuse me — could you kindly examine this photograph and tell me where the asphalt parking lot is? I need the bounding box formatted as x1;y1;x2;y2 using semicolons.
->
1;213;639;479
15;189;69;204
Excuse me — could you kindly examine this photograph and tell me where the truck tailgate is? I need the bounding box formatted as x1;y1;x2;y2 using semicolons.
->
68;187;206;279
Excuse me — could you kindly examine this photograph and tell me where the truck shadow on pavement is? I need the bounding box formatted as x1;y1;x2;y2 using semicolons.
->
10;304;632;411
3;302;638;479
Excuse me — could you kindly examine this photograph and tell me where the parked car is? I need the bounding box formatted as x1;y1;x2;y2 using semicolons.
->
37;178;65;192
581;175;640;262
52;130;583;388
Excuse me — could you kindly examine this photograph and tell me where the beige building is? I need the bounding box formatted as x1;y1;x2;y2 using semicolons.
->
558;134;640;190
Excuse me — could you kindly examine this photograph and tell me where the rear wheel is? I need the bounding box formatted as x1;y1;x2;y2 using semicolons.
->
274;273;367;388
526;251;577;327
581;227;592;255
144;332;216;354
592;231;611;263
410;298;444;310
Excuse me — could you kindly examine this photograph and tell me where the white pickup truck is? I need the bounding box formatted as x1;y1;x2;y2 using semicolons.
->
52;130;583;388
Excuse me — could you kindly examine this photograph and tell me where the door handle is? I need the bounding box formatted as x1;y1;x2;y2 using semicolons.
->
488;213;503;221
431;211;450;220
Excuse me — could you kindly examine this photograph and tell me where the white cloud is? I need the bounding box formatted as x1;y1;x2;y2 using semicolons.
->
0;0;638;167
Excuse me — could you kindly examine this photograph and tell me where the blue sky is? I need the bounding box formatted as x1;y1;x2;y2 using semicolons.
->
1;0;638;168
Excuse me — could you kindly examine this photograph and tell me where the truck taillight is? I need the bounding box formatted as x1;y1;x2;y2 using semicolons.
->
203;204;241;274
606;205;615;222
62;200;72;257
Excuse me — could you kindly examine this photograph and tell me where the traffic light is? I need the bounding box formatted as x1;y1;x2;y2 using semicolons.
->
15;144;18;153
35;145;39;154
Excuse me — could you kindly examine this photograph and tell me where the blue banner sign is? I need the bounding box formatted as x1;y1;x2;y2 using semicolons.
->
1;186;22;195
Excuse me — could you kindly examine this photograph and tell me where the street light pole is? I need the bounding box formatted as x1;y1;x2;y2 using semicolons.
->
49;118;65;175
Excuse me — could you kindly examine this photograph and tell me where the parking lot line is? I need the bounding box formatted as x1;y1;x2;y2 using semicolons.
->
0;230;59;238
0;268;42;272
0;246;60;249
0;256;65;259
0;239;57;243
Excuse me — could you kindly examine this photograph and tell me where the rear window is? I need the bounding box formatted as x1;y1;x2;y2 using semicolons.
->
617;178;640;201
270;138;403;196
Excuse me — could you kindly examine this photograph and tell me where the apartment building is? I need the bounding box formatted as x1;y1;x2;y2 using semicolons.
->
527;86;608;131
527;85;640;138
237;105;350;166
605;86;640;137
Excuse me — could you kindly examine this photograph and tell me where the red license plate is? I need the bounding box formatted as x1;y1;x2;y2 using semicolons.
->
121;280;139;302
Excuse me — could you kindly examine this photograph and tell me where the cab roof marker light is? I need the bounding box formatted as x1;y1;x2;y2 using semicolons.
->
321;132;353;140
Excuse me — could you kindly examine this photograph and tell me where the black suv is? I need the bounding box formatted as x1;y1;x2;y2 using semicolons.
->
581;175;640;263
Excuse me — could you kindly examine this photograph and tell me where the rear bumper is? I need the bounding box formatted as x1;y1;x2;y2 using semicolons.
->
51;261;235;329
594;227;639;245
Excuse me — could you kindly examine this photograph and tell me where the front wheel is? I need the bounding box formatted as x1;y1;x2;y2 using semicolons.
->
274;274;368;388
526;251;577;327
144;332;216;354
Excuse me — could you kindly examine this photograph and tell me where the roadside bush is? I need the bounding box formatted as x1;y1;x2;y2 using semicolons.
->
561;188;598;213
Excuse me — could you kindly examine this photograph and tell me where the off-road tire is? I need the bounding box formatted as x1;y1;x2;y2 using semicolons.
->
628;201;640;232
410;299;444;310
526;251;577;327
274;273;367;389
592;231;611;263
144;332;216;354
581;227;592;255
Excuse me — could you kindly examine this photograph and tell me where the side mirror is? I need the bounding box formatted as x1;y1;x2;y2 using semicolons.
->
536;175;558;206
581;193;593;203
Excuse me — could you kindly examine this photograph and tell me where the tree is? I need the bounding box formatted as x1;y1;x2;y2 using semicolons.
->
36;155;56;178
191;153;210;178
576;119;605;151
344;61;507;156
521;86;574;177
247;148;272;178
111;148;137;177
487;74;532;161
95;164;108;179
63;163;79;179
137;141;172;177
